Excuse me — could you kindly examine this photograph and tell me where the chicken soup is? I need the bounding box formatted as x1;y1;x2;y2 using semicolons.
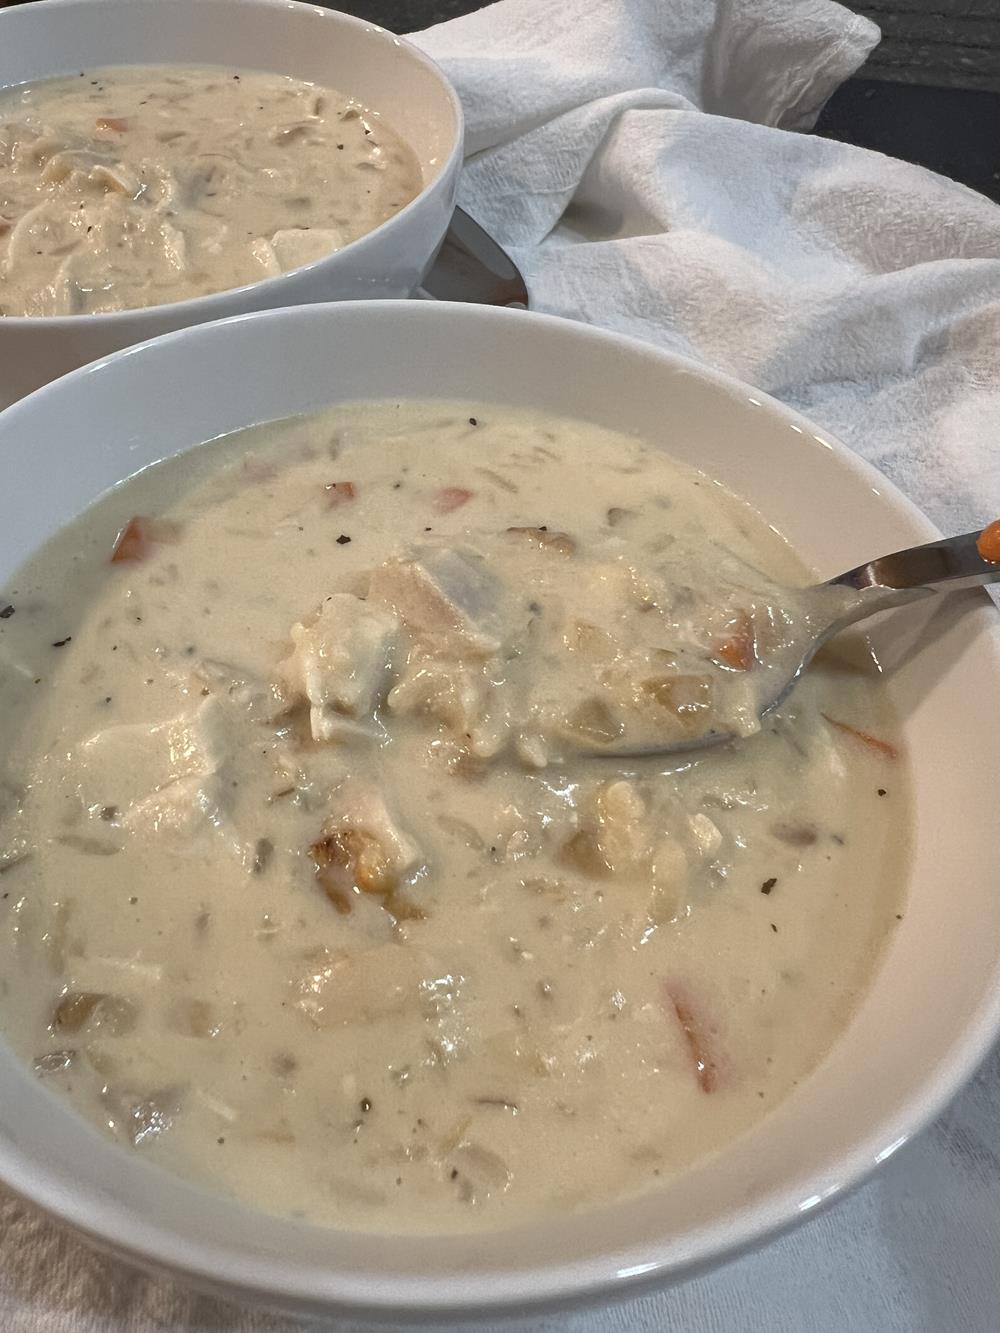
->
0;66;421;315
0;402;909;1233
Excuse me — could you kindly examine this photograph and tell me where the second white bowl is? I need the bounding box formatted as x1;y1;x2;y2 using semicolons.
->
0;0;463;409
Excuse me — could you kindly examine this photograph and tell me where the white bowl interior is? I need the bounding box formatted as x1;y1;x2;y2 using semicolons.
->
0;0;457;184
1;302;999;1320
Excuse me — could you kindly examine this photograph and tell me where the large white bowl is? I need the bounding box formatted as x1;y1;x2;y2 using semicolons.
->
0;0;463;410
1;301;999;1323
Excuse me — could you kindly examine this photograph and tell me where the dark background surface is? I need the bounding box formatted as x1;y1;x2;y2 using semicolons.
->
2;0;999;203
342;0;1000;204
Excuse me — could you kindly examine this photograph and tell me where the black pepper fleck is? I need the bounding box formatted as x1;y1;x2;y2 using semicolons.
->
770;923;778;932
450;1168;459;1180
360;1097;372;1113
761;877;777;895
0;605;14;619
877;788;887;797
468;417;478;426
336;534;351;545
51;637;72;648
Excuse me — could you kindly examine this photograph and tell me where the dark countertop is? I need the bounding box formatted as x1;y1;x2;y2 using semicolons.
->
815;79;1000;202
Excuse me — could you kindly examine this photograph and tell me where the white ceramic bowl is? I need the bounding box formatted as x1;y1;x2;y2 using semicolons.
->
1;302;999;1323
0;0;463;410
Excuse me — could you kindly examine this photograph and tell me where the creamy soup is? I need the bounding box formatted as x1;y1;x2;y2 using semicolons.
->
0;66;421;315
0;404;909;1233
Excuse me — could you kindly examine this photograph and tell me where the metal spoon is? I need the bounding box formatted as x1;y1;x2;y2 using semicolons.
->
598;524;1000;759
420;205;529;307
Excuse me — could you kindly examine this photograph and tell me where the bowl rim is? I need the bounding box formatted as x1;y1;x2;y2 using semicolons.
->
0;0;464;328
2;299;1000;1320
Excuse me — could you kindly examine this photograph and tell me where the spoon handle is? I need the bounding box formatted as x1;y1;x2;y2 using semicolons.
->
831;523;1000;594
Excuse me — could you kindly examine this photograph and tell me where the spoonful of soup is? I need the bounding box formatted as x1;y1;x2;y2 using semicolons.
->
545;522;1000;760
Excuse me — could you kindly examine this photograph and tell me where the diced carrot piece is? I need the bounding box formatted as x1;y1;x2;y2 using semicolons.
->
435;486;474;514
713;609;756;671
110;516;150;563
976;520;1000;563
110;516;179;563
324;481;356;508
95;116;128;132
822;713;898;760
111;514;180;562
110;514;178;562
663;983;719;1093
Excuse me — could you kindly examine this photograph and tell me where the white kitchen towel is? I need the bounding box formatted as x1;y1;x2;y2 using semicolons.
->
415;0;1000;540
4;0;1000;1329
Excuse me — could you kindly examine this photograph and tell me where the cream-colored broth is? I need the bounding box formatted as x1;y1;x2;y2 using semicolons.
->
0;403;908;1233
0;66;421;315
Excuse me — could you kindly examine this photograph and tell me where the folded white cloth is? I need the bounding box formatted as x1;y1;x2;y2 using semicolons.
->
5;1;1000;1329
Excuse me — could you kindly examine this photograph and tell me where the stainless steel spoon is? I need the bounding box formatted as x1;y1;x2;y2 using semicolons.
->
420;205;529;307
599;524;1000;759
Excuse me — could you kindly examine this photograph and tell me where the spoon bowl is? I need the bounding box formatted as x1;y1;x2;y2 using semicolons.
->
594;525;1000;759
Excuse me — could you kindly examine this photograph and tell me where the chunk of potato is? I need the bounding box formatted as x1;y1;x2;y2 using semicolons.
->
281;594;399;737
269;227;344;270
293;944;431;1027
